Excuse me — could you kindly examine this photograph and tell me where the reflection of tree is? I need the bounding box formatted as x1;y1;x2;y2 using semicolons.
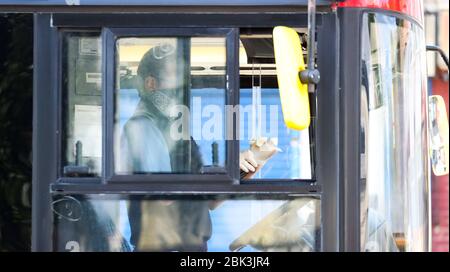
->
0;14;33;251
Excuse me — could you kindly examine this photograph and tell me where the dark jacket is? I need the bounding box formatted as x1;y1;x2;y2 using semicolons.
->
121;100;212;251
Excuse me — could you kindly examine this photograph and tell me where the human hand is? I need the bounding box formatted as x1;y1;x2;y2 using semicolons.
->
240;138;281;179
240;149;259;173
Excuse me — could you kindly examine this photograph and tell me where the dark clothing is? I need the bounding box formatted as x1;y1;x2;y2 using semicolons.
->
121;100;211;251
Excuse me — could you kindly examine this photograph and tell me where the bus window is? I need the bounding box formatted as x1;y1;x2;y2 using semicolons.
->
52;194;321;252
61;33;102;177
238;36;314;180
360;13;429;252
114;37;227;175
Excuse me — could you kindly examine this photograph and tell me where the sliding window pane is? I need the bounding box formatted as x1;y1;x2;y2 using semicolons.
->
52;194;321;252
62;33;102;177
114;37;227;175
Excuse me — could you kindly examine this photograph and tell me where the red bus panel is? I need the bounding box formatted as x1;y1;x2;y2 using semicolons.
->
335;0;424;25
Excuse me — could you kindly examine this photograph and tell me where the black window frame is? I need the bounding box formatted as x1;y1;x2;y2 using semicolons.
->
33;9;344;251
57;29;103;181
46;13;337;195
34;12;342;252
52;19;326;188
103;27;240;184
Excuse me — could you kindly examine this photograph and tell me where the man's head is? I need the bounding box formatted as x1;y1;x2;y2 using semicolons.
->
136;43;182;118
137;43;177;94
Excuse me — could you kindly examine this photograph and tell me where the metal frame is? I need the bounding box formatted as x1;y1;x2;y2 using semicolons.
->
336;7;428;252
33;14;58;252
33;11;342;252
0;0;337;14
51;14;327;189
0;0;335;5
102;27;240;184
57;29;102;179
315;12;340;252
50;13;318;28
51;183;322;195
337;8;361;252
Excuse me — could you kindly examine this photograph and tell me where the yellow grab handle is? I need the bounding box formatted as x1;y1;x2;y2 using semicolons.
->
273;26;310;130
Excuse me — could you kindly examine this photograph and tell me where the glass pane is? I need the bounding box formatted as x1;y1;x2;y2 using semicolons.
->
114;37;226;175
239;89;313;179
52;194;321;252
62;33;102;177
360;14;429;252
238;38;314;180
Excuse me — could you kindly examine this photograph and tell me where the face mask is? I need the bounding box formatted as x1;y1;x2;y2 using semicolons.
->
143;88;180;119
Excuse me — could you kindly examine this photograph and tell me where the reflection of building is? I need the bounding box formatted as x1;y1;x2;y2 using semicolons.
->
424;0;449;253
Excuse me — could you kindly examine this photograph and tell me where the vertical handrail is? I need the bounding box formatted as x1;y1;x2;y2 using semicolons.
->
300;0;321;91
307;0;317;93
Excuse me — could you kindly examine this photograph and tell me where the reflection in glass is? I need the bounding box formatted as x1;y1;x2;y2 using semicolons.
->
238;38;314;180
114;37;227;175
360;14;429;252
428;95;449;176
62;33;102;177
52;195;321;252
239;88;313;179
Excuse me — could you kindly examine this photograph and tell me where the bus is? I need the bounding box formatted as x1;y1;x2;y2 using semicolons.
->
1;0;448;252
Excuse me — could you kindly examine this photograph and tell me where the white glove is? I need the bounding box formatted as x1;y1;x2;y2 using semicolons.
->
240;137;281;176
240;150;258;173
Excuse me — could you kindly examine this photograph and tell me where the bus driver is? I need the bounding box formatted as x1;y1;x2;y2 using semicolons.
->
119;44;262;251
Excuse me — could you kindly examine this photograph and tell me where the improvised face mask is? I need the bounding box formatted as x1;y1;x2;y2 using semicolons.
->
137;43;185;119
141;88;181;119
